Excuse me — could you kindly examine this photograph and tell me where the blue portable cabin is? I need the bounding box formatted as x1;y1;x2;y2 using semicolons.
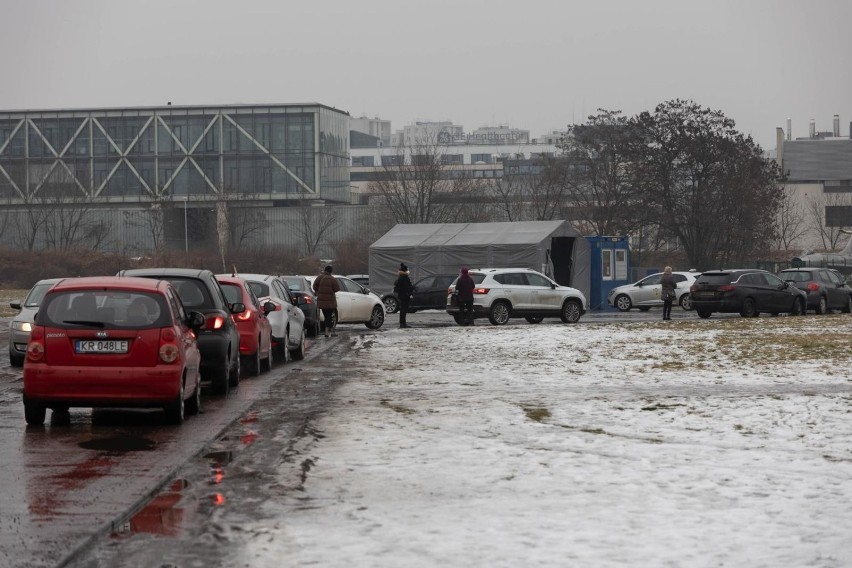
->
585;236;631;310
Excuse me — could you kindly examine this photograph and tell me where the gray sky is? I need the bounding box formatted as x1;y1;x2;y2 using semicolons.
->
1;0;850;151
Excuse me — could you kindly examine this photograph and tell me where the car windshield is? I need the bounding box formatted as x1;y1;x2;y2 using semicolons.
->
247;281;270;298
282;277;305;291
779;271;812;282
24;282;55;308
39;290;169;329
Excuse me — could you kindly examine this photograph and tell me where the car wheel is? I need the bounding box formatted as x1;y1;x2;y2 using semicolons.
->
243;342;261;377
290;328;306;361
816;296;827;315
679;294;692;311
560;299;582;323
614;294;632;312
185;374;201;416
227;351;240;389
844;296;852;314
261;337;273;373
211;357;231;396
791;298;804;316
24;399;46;426
488;301;511;325
452;314;466;325
740;298;757;318
9;350;24;368
164;378;185;425
366;305;385;329
525;316;544;324
383;296;399;314
697;309;712;319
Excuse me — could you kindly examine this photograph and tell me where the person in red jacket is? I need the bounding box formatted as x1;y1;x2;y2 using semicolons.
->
456;266;475;325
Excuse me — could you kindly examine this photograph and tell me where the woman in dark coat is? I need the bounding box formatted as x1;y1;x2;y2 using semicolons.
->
313;265;341;337
394;263;413;328
660;265;676;321
455;266;475;325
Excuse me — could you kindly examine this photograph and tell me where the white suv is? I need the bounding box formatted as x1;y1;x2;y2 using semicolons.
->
446;268;587;325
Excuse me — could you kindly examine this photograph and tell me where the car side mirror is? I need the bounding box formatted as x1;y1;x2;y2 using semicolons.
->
550;283;556;289
10;301;21;310
187;311;205;330
263;301;276;314
230;302;246;314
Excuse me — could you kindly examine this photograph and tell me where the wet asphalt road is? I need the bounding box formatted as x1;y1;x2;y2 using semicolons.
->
0;307;710;568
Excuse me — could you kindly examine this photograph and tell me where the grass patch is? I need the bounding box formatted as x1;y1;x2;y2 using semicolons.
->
0;289;28;317
522;406;551;422
379;400;415;414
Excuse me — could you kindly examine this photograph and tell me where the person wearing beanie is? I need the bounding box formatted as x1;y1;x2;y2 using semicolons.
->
313;265;341;337
456;266;475;325
393;262;413;328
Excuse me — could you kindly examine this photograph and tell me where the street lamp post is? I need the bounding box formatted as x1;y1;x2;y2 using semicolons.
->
182;197;188;254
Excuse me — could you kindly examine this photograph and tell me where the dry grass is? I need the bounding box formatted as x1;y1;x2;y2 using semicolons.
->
0;289;28;317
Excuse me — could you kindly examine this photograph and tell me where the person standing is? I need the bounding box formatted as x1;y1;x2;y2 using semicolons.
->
394;263;413;328
660;265;676;321
456;266;475;325
313;265;341;337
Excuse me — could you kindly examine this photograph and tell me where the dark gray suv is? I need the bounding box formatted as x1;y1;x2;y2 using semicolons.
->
118;268;242;395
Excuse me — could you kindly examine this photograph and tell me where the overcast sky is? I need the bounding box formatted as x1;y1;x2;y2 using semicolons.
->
1;0;850;151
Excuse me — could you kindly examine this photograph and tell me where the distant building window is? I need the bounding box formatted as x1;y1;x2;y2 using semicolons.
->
441;154;463;165
471;154;492;164
381;155;400;166
352;156;375;167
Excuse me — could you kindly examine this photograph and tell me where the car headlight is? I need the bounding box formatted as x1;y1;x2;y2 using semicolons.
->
12;321;32;332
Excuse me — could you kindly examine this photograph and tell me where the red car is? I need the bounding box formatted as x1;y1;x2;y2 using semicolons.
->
216;275;274;377
23;276;205;426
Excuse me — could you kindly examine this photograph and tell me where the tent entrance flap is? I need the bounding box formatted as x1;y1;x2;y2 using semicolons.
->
550;237;575;286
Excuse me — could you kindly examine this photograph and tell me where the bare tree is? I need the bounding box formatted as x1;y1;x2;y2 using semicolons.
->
367;134;483;224
125;195;171;255
806;191;849;250
297;200;339;257
774;185;808;251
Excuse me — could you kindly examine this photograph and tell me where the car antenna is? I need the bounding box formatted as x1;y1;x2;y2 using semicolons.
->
232;264;238;277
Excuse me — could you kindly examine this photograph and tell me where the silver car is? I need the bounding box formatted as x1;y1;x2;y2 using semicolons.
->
9;278;63;367
607;271;699;312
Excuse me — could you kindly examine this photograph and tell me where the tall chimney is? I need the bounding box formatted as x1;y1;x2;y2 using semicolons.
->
786;118;791;141
833;114;840;137
809;119;816;139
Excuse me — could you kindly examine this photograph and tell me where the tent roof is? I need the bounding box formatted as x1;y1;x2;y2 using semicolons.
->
371;221;577;249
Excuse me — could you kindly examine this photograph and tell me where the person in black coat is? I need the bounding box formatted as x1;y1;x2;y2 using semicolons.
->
455;266;475;325
394;263;413;328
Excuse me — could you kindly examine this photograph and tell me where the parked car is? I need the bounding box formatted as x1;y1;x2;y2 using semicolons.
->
306;275;385;330
232;273;306;361
777;267;852;314
22;276;205;426
382;274;458;314
118;268;242;395
9;278;63;367
689;269;807;318
346;274;370;287
216;275;274;377
607;271;699;312
445;268;587;325
280;275;320;338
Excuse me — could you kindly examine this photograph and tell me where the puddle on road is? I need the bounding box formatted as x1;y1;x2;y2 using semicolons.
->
79;436;156;453
112;479;193;538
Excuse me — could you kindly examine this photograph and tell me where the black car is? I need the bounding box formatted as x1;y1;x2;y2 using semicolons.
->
280;275;320;338
382;274;457;314
777;267;852;314
689;269;806;319
118;268;242;394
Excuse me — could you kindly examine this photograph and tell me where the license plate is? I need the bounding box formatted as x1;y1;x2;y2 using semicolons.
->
75;340;129;354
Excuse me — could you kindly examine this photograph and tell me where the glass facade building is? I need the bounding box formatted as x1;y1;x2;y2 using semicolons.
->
0;103;351;205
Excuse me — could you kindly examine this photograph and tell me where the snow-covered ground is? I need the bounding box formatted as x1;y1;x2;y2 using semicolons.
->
244;315;852;567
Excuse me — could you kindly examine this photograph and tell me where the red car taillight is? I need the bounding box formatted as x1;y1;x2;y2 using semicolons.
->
159;327;179;364
473;287;490;295
718;285;736;292
235;309;253;322
206;315;225;330
806;282;820;292
27;326;45;362
303;296;314;305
